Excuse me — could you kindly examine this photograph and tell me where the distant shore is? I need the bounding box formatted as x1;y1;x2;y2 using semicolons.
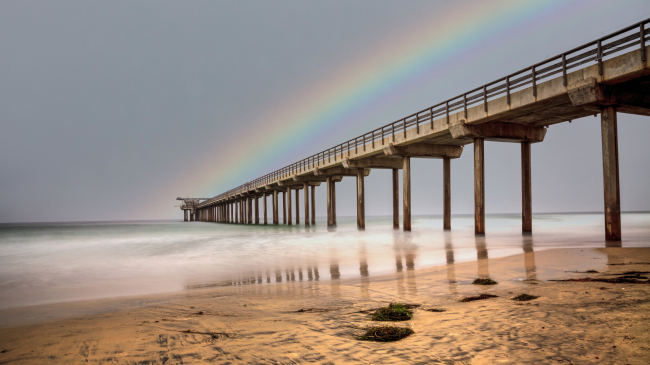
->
0;247;648;364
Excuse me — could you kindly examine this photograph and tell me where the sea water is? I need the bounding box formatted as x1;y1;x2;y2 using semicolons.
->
0;213;649;309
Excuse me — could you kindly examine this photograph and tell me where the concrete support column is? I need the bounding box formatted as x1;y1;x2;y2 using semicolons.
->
521;142;532;234
282;192;287;225
295;189;300;225
286;187;292;225
255;196;260;224
403;157;411;231
326;176;333;227
332;180;337;226
474;138;485;235
601;106;621;241
273;191;279;225
392;169;399;230
263;194;268;225
357;168;365;230
311;186;316;225
190;211;195;221
443;158;451;230
304;183;310;227
184;210;188;222
248;197;253;225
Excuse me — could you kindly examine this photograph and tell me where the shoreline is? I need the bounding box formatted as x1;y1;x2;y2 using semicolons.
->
0;243;614;326
1;247;649;363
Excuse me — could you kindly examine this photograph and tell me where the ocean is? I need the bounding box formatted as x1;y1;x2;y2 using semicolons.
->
1;213;648;309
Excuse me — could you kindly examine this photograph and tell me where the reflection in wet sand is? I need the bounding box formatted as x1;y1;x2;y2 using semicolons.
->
177;214;649;303
359;244;370;299
476;236;490;279
393;234;417;296
394;236;405;295
444;235;458;294
330;261;340;298
522;236;537;281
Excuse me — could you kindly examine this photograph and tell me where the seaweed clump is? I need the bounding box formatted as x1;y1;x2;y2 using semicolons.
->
371;303;414;321
472;278;498;285
512;293;539;301
357;325;414;342
460;294;498;302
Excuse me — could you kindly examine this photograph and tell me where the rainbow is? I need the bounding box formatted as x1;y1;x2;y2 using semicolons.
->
151;0;618;216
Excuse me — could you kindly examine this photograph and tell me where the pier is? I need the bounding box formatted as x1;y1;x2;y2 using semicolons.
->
185;19;650;242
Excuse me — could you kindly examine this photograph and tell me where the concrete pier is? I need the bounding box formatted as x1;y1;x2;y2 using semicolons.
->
255;196;259;224
184;210;188;222
601;106;621;241
474;138;485;235
188;25;650;242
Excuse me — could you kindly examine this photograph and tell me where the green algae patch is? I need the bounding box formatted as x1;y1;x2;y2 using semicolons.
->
472;278;498;285
357;325;414;342
371;303;414;321
512;293;539;301
460;294;498;302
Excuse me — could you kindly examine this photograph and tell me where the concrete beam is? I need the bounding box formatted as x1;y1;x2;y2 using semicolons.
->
450;121;546;143
277;180;323;187
342;157;403;169
314;166;370;177
264;185;287;192
293;175;341;183
568;77;650;116
383;142;463;158
293;175;327;182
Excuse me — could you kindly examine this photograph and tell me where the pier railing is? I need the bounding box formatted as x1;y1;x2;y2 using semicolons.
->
203;18;649;205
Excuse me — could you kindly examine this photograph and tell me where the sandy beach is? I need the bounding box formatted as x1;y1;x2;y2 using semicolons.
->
0;247;648;364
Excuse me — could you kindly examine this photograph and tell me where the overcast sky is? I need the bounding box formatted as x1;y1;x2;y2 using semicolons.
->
1;0;649;223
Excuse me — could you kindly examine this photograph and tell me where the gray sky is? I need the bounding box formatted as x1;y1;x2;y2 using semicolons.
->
1;0;650;223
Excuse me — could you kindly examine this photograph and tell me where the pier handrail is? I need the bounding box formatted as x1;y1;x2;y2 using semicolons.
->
200;18;649;206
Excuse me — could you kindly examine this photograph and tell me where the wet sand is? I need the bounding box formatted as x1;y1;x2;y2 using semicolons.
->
0;247;649;364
